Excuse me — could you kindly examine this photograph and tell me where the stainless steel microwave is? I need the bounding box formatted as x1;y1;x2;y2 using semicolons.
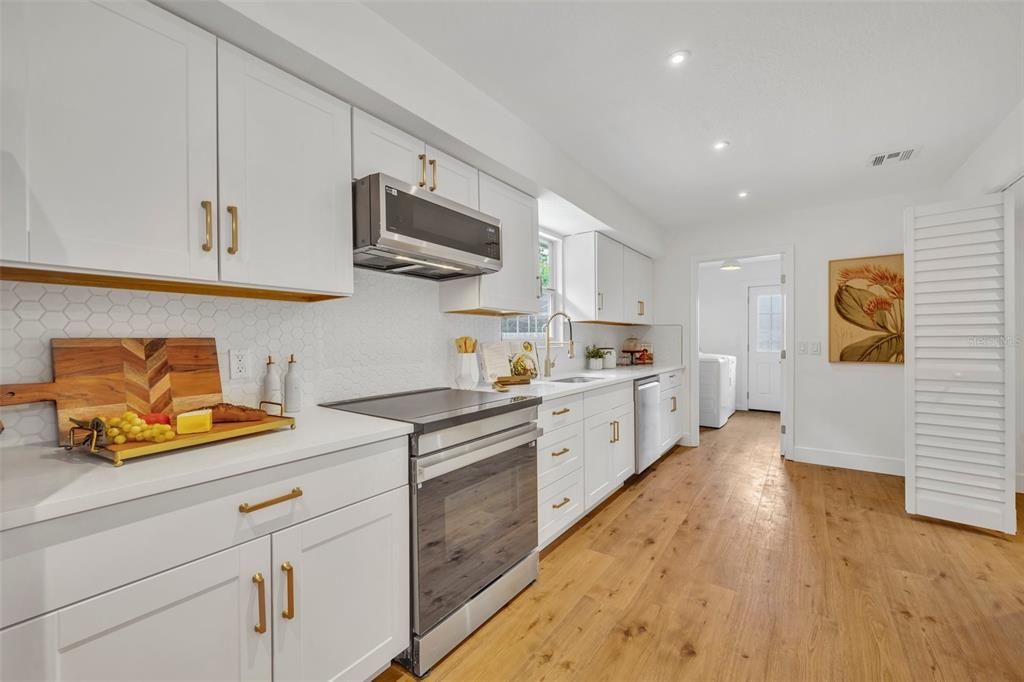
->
353;173;502;280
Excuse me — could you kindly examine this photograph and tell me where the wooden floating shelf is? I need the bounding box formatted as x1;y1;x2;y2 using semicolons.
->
0;266;344;303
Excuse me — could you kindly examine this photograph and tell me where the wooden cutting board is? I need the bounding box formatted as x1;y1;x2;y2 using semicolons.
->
0;337;223;434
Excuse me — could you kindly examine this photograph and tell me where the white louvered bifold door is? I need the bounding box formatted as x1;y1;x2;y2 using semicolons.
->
905;193;1017;534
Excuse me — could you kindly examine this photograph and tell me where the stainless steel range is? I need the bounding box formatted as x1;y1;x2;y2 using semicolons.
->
321;388;542;676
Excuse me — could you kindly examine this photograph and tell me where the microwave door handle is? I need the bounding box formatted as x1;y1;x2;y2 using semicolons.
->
416;424;543;484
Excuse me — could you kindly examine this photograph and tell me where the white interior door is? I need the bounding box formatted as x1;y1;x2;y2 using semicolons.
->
905;193;1016;534
747;284;784;412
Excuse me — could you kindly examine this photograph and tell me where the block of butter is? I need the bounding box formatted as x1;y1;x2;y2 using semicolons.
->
175;408;213;434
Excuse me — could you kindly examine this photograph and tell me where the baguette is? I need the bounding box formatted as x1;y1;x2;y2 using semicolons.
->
200;402;267;423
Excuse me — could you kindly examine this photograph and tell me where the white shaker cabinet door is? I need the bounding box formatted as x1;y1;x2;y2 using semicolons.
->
477;174;541;314
426;145;479;208
611;404;636;485
584;412;616;511
272;487;410;682
218;42;353;295
352;109;426;185
0;538;272;682
0;0;218;279
623;247;654;324
595;234;625;323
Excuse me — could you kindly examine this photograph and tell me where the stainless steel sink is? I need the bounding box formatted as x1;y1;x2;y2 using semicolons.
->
548;376;602;384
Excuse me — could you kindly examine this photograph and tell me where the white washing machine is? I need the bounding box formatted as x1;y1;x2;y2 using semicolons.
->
699;353;737;428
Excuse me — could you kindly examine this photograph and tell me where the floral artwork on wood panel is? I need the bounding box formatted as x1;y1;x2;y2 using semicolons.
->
828;253;904;363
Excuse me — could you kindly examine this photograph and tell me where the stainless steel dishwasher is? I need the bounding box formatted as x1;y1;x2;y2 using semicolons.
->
634;376;661;473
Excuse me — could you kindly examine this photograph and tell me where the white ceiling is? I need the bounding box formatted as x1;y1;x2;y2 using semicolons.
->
367;1;1023;230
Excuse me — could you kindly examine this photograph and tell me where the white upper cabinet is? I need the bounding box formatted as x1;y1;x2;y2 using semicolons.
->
440;173;540;315
565;231;654;324
426;146;479;208
271;487;409;682
218;42;353;295
595;234;625;323
0;0;219;280
352;109;426;186
623;246;654;324
1;538;272;682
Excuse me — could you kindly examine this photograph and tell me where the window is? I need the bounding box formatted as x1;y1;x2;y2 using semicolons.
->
756;293;784;352
502;237;561;340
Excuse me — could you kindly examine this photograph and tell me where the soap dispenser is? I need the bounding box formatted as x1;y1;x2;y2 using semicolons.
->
283;354;302;413
262;355;282;405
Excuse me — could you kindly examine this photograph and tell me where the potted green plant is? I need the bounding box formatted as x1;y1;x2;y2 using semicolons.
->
585;345;605;371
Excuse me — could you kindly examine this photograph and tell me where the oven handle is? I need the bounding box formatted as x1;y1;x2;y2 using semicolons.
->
415;423;543;484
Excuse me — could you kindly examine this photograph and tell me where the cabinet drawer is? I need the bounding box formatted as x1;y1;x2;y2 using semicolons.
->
584;382;633;418
538;468;584;548
0;437;407;629
660;369;684;391
538;422;584;489
539;394;584;431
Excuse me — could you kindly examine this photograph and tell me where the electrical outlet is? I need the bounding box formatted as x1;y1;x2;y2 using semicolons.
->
229;348;250;380
798;341;808;355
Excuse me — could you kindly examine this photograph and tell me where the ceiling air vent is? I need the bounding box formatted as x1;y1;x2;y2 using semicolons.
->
870;147;918;167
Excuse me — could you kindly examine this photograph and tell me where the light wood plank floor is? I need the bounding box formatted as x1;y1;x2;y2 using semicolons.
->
380;411;1024;681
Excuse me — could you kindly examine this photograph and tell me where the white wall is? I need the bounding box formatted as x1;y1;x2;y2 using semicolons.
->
698;257;782;410
656;189;940;476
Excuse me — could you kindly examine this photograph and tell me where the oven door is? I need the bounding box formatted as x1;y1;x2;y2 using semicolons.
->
411;422;541;635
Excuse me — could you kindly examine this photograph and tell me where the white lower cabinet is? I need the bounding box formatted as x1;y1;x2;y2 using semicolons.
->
659;385;685;454
583;410;619;511
610;403;636;486
538;468;585;548
1;484;410;682
1;538;272;682
272;487;409;682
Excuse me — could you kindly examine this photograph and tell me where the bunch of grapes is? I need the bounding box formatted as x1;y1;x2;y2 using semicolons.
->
105;412;177;445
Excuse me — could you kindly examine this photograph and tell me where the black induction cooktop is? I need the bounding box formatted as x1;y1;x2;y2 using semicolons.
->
321;388;540;434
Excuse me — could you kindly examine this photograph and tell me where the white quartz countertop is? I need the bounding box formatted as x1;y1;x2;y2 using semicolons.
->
0;407;413;531
478;364;686;400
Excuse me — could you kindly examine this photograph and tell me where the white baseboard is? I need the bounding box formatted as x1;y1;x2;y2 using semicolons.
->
790;446;904;477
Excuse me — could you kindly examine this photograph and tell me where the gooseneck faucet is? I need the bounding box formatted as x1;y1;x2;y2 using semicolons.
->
542;312;575;378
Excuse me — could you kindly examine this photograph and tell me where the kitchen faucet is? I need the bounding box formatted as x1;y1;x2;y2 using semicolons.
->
542;312;575;378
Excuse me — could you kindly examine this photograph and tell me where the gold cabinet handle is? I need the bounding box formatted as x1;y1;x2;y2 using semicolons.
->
253;573;267;634
429;158;438;191
226;205;239;254
609;421;616;444
614;420;621;443
552;497;571;509
281;562;295;620
239;487;303;514
418;154;428;187
640;300;645;316
551;447;570;457
201;200;214;252
598;293;604;311
671;396;678;413
552;407;571;416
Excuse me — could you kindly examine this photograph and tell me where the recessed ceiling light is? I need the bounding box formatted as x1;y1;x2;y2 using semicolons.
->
737;191;749;198
720;259;743;271
713;140;730;151
668;50;690;66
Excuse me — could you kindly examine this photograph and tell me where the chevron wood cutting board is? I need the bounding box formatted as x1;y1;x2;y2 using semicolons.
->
0;337;223;435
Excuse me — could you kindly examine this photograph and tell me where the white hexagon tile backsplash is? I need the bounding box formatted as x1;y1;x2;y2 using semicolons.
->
0;270;500;445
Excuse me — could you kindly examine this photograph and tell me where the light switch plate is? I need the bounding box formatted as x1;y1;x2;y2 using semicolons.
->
229;348;250;379
810;341;822;355
798;341;808;355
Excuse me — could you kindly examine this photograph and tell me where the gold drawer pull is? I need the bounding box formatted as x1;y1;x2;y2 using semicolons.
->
253;573;267;634
552;497;571;509
201;200;214;252
671;396;678;412
281;562;295;620
429;158;438;191
419;154;428;187
551;447;570;457
239;487;303;513
226;205;239;254
552;407;571;416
